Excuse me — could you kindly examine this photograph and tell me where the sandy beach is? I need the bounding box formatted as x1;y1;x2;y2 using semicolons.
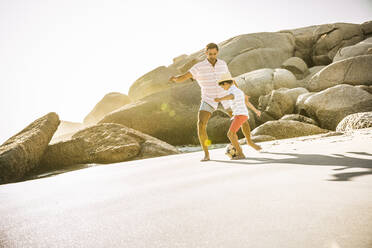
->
1;128;371;248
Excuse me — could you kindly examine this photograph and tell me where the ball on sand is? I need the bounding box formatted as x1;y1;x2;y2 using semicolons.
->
225;144;237;159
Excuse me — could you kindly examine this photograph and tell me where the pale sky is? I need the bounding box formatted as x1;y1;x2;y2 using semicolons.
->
0;0;371;144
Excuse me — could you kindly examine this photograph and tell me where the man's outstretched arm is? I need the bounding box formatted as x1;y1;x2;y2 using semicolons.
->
169;71;193;83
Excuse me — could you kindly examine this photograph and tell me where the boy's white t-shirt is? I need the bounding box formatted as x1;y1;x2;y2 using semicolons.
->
227;85;249;116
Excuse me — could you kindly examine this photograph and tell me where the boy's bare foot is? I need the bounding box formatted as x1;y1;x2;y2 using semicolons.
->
231;153;246;160
201;155;210;162
254;145;262;151
231;155;245;160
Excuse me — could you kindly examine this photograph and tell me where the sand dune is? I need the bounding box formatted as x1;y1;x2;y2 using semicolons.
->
0;128;371;248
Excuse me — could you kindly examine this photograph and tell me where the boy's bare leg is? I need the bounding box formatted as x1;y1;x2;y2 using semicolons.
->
241;121;262;151
198;110;212;161
225;109;261;151
227;130;245;159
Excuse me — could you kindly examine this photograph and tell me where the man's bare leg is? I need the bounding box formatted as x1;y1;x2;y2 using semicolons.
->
198;110;212;161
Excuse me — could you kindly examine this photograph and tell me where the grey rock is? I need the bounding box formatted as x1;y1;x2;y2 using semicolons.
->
0;112;60;184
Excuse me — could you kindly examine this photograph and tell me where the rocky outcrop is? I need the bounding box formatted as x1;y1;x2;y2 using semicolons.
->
32;123;179;174
311;23;365;65
235;68;298;106
252;135;276;143
0;112;60;184
127;22;369;102
280;114;318;126
100;82;202;145
361;21;372;36
280;22;366;66
303;84;372;130
295;92;316;116
251;120;328;140
281;57;310;79
355;85;372;94
128;66;188;101
333;37;372;62
83;92;131;125
336;112;372;132
297;66;326;88
50;120;88;144
101;80;254;145
258;87;309;119
307;55;372;92
222;32;295;76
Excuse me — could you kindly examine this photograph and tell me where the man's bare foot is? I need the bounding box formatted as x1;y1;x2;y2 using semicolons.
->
201;155;210;162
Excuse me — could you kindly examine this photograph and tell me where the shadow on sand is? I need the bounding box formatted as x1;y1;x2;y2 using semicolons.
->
210;151;372;182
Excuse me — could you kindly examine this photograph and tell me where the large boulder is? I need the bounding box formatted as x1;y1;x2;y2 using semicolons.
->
50;120;89;144
280;25;319;67
307;55;372;92
204;114;231;144
355;85;372;94
303;84;372;130
223;32;295;76
131;32;296;101
0;112;60;184
83;92;131;125
336;112;372;132
280;22;366;66
297;66;326;88
333;37;372;62
280;114;318;126
129;22;367;101
251;120;328;140
173;54;188;64
32;123;179;174
206;110;255;144
251;135;276;143
128;66;191;101
295;92;316;115
311;23;365;65
235;68;298;106
100;82;236;145
281;57;310;79
258;87;309;119
361;21;372;36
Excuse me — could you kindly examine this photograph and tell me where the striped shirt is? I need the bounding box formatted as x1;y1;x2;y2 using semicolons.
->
227;85;248;116
189;58;232;109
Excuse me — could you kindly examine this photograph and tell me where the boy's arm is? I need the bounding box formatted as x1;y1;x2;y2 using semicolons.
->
169;71;193;83
215;94;234;102
245;94;261;117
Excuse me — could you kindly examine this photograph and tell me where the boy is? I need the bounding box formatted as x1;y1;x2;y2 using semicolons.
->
214;74;261;160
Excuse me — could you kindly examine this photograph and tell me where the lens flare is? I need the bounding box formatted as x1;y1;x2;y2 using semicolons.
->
204;139;212;146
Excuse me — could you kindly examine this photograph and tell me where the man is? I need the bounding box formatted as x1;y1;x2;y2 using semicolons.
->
169;43;261;161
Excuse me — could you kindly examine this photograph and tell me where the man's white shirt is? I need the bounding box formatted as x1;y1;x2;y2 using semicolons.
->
189;58;232;110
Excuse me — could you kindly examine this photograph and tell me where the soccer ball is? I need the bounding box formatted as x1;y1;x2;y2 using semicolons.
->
225;144;237;159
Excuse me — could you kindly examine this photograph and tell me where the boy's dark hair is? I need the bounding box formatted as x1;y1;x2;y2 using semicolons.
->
218;80;233;85
206;43;219;51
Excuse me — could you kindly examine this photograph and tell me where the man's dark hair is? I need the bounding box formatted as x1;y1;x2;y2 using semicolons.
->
206;43;219;51
218;80;233;85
